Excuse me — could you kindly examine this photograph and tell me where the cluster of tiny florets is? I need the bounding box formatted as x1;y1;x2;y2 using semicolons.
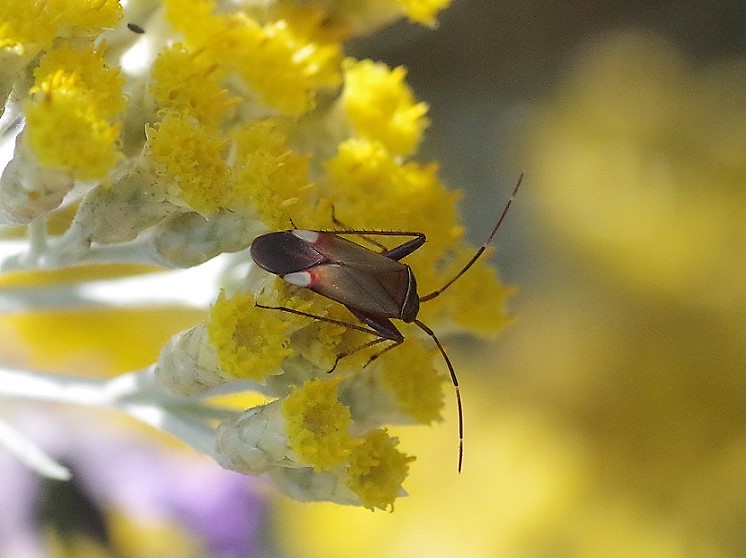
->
1;0;512;511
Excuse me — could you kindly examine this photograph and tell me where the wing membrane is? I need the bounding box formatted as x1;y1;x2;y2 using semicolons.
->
307;259;412;319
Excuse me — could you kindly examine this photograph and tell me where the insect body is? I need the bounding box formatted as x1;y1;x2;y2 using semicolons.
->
250;173;523;472
251;229;423;340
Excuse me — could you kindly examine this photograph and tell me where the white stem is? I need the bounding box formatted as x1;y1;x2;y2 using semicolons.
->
26;217;48;260
0;366;117;406
0;252;230;313
0;233;165;272
0;365;238;460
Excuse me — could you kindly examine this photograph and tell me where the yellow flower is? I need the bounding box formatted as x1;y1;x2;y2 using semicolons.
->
282;378;359;471
47;0;123;38
342;58;429;156
24;41;124;179
345;429;415;511
231;120;314;228
207;290;292;381
145;113;230;214
163;0;341;115
288;305;350;373
303;0;451;35
418;248;515;336
0;0;121;54
0;0;56;54
380;339;444;424
150;44;238;129
0;0;515;513
31;41;125;118
324;138;462;261
397;0;451;26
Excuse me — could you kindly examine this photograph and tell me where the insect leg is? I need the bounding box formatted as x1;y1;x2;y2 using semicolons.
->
361;337;403;368
319;229;426;261
328;336;394;373
255;303;382;337
328;307;405;371
331;207;389;252
255;303;398;373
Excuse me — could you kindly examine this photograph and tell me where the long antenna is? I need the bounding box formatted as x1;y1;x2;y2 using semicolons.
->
420;171;524;303
414;319;464;473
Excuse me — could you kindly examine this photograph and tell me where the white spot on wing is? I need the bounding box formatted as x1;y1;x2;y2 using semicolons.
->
283;271;312;287
292;230;319;243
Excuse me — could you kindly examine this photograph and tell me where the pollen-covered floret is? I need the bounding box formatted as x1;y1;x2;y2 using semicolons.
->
207;290;292;382
420;251;515;336
324;138;462;266
145;113;230;215
231;121;315;228
23;42;124;180
162;0;341;116
345;429;415;511
282;378;359;471
338;339;445;427
150;44;238;129
380;340;444;424
342;59;429;156
0;0;122;55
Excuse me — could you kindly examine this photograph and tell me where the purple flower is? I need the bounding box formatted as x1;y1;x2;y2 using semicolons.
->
0;408;273;558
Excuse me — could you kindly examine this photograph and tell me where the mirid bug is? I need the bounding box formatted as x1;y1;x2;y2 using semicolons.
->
250;172;523;472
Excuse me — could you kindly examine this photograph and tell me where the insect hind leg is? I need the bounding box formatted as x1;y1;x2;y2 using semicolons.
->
254;303;400;373
254;303;382;337
361;338;402;367
331;207;388;252
329;336;401;373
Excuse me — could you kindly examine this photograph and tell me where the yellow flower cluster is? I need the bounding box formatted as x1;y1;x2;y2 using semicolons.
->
217;379;414;510
342;59;429;156
24;42;124;179
149;44;238;129
207;291;292;381
300;0;451;33
0;0;122;54
398;0;451;26
231;121;315;228
2;0;511;511
163;0;342;116
282;378;359;471
380;340;444;424
146;114;230;214
346;429;415;511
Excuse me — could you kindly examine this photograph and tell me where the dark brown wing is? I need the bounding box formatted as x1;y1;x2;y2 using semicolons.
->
307;259;414;319
250;231;325;274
